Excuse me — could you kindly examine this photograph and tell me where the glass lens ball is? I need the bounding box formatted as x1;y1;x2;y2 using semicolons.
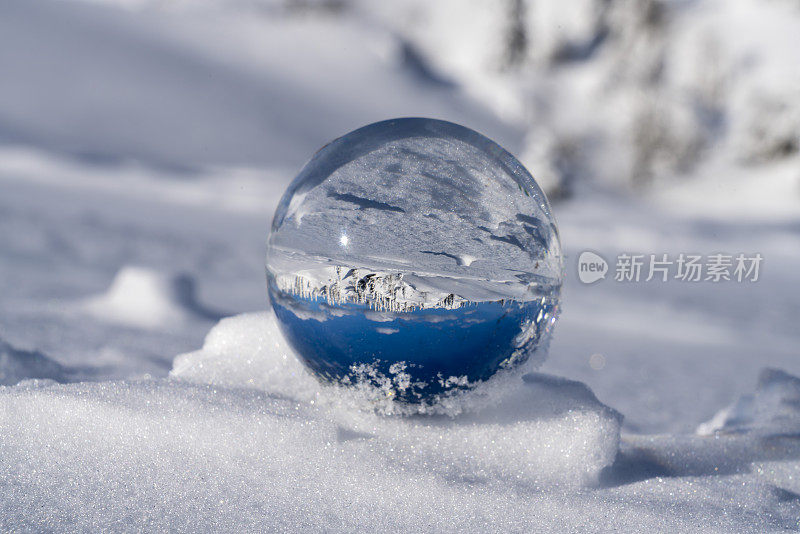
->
266;118;563;404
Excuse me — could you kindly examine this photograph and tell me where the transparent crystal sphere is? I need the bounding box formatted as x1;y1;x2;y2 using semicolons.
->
266;118;563;403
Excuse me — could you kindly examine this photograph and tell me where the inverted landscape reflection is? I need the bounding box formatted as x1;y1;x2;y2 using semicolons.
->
266;118;564;402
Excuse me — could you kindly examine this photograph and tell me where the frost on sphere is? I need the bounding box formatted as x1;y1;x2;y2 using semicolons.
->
266;118;563;404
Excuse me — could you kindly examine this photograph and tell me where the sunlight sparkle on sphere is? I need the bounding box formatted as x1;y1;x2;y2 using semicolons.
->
266;118;564;404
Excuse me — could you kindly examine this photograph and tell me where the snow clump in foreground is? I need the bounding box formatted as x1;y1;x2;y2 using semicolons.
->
171;311;622;488
3;313;800;531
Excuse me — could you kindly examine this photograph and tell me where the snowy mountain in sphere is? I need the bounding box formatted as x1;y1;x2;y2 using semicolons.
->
266;118;563;403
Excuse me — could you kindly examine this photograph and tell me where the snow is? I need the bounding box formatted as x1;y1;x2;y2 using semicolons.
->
171;312;319;401
171;312;621;487
79;266;224;328
365;0;800;198
0;339;71;386
2;359;798;531
697;368;800;438
1;0;799;530
0;0;520;172
2;312;624;530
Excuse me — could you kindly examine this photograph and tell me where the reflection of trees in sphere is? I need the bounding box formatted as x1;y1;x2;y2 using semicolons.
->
266;118;563;404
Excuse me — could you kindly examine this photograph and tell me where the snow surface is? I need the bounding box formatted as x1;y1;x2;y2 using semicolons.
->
1;0;800;531
172;312;622;486
3;313;800;531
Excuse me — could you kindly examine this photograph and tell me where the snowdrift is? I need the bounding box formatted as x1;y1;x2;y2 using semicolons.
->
2;313;800;531
172;312;623;488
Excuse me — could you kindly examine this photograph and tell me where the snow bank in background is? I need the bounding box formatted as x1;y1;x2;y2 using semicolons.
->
0;0;520;172
79;266;223;329
697;368;800;437
597;368;800;488
171;311;622;488
0;146;288;215
362;0;800;203
0;339;69;386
